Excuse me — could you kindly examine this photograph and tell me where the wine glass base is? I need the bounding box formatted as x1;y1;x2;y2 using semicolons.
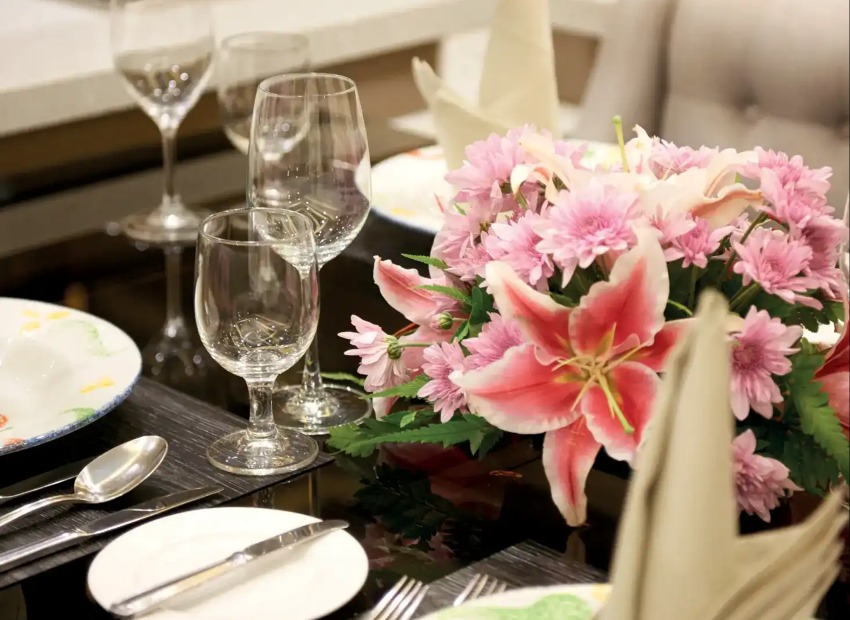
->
121;204;211;246
274;383;373;435
207;428;319;476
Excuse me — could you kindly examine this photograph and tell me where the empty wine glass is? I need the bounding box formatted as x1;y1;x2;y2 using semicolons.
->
248;73;373;434
110;0;215;394
217;32;310;155
195;208;320;475
110;0;214;244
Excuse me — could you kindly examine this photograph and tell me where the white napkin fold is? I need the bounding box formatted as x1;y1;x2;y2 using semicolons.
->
411;0;560;170
599;290;848;620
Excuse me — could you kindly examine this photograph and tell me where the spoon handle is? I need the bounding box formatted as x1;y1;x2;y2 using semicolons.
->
0;493;79;530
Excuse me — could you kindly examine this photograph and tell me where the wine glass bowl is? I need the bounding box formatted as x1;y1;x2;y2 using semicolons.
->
195;208;320;475
217;32;311;154
248;73;373;434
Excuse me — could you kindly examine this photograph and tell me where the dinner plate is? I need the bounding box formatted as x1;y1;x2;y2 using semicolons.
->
0;298;141;457
370;141;621;234
420;584;610;619
87;507;369;620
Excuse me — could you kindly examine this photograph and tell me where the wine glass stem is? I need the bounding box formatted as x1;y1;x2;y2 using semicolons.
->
161;126;178;207
246;379;278;438
300;335;324;398
163;246;185;337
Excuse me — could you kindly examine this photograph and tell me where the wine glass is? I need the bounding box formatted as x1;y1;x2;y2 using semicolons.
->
110;0;214;244
217;32;310;155
110;0;215;395
195;207;320;475
248;73;373;434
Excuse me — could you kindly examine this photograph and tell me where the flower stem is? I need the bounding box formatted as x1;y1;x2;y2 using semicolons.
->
393;322;418;337
687;264;699;308
729;283;760;312
516;190;529;210
598;374;634;435
666;299;694;317
573;269;591;295
401;342;431;348
720;213;767;281
612;115;630;173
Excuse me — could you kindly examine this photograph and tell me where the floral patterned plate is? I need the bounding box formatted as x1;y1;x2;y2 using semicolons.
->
370;142;620;235
0;298;142;456
422;584;610;620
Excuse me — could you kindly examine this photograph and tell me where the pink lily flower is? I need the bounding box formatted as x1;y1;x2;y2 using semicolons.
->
454;229;688;525
373;258;463;328
815;296;849;439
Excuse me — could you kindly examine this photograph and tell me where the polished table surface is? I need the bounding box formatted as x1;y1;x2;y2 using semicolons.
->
0;133;848;619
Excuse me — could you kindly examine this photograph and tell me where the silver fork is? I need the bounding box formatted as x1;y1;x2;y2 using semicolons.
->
453;573;509;606
368;575;430;620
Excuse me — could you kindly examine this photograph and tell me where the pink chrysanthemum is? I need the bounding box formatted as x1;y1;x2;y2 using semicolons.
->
759;168;832;230
445;126;538;204
664;217;731;268
733;228;821;308
536;181;641;284
418;342;468;422
432;198;501;264
742;147;832;197
446;237;494;283
796;215;850;299
649;140;718;177
484;212;554;288
340;316;407;393
463;313;524;370
730;307;802;420
649;206;698;246
733;429;799;522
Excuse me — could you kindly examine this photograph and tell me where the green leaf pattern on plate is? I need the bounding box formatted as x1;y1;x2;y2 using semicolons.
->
62;408;97;422
437;594;593;620
52;320;119;356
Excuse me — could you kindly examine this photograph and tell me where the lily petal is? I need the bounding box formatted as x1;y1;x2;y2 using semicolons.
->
485;261;572;360
373;258;456;325
634;319;692;372
569;228;668;358
542;419;601;527
455;343;584;434
818;372;849;440
819;295;849;377
581;361;659;462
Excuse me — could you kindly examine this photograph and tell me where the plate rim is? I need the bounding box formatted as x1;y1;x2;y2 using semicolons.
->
87;506;370;620
0;297;142;457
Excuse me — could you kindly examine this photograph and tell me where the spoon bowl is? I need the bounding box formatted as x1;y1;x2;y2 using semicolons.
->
0;436;168;531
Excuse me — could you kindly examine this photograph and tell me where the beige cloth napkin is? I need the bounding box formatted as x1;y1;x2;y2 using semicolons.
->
599;290;848;620
411;0;560;170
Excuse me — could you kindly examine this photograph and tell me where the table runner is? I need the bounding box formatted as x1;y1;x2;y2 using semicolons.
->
0;378;332;588
413;540;607;616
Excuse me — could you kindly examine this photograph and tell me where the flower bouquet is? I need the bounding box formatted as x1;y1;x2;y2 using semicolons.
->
327;119;850;526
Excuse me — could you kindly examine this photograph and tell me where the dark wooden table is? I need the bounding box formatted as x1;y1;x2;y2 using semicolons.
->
1;127;847;620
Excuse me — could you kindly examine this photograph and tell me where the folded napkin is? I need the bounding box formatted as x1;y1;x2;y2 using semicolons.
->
411;0;560;170
599;291;848;620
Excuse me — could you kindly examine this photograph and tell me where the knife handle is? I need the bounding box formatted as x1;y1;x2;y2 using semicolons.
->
110;554;246;618
0;531;82;571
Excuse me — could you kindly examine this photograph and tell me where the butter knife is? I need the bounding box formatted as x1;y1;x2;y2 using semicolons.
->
0;486;221;572
0;457;92;506
109;519;350;618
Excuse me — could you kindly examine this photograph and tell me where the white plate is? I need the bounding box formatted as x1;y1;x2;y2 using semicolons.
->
0;297;141;456
420;584;610;620
88;507;369;620
370;142;621;235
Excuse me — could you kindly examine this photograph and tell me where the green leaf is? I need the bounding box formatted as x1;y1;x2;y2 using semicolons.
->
468;286;496;337
786;348;850;481
782;428;841;495
549;292;576;307
327;414;499;458
320;372;365;387
475;428;504;457
365;374;430;399
401;254;448;270
399;411;419;427
417;284;471;305
453;320;470;342
61;407;96;422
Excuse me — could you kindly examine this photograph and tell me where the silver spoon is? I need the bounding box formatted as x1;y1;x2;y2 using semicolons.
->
0;436;168;531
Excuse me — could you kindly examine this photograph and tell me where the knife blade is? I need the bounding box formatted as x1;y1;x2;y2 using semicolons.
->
0;457;92;506
109;519;350;618
0;486;221;572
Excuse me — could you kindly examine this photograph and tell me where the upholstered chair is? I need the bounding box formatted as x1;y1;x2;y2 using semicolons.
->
580;0;849;211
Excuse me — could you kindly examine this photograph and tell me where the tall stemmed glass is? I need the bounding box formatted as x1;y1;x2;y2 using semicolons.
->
110;0;215;395
195;208;320;475
217;32;310;156
249;74;373;434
